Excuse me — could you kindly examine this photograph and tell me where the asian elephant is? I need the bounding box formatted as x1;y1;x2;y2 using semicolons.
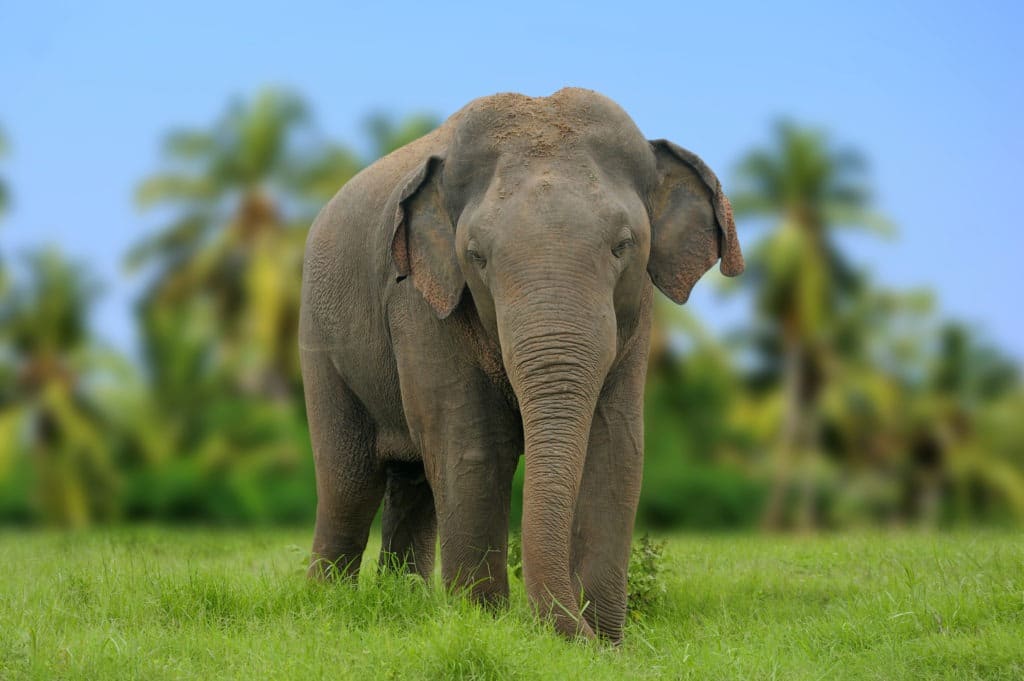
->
299;87;743;642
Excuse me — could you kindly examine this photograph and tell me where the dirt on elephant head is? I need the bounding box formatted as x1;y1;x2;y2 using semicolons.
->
449;88;624;159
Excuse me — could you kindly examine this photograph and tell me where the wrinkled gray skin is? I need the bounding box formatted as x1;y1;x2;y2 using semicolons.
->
299;88;743;642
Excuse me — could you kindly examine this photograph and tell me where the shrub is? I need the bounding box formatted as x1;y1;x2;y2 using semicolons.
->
505;532;667;619
627;534;667;618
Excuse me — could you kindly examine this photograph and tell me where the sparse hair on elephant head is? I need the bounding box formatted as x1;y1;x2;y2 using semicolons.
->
390;139;744;318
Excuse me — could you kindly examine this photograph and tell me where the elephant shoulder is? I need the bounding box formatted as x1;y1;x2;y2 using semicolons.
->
309;127;449;250
300;127;451;348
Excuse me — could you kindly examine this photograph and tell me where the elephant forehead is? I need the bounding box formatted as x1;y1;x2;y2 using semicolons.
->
452;89;645;160
455;96;584;159
442;90;657;219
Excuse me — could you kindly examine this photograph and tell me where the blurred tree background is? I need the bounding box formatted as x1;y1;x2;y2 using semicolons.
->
1;91;1021;529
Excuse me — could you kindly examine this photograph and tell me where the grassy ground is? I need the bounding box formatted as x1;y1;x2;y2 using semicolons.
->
0;529;1021;680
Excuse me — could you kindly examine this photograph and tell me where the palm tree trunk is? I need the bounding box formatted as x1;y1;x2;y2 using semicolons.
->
761;331;803;530
795;380;821;532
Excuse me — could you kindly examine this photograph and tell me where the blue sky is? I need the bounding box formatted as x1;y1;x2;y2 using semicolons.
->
2;0;1022;359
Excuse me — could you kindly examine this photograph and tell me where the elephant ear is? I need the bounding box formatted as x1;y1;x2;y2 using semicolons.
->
647;139;744;304
390;155;465;318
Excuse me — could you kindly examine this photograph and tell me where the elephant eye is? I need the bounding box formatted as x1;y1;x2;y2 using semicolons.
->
467;249;487;268
612;237;634;258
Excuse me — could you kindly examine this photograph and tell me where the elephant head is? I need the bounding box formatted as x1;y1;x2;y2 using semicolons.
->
390;89;742;636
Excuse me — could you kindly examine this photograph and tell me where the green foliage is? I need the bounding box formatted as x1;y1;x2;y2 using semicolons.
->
508;532;668;620
2;529;1023;679
0;249;123;526
364;111;442;158
627;534;667;618
639;462;766;530
507;530;523;580
120;399;315;524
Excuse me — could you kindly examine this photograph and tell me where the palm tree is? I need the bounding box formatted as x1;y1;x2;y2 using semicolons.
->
0;249;119;526
126;91;441;520
925;323;1024;522
129;89;367;400
816;286;935;524
130;91;441;402
364;111;441;159
730;120;893;529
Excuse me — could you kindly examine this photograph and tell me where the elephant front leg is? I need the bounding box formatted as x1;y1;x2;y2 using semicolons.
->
391;304;522;607
570;354;646;642
432;418;521;606
408;376;522;606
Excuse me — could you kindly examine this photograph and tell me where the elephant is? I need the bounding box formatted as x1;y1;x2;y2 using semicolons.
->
299;87;743;642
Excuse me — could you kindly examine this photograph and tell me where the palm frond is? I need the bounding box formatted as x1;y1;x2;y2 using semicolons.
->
135;174;220;209
280;144;362;203
824;205;897;237
125;213;214;272
364;112;440;159
163;129;218;159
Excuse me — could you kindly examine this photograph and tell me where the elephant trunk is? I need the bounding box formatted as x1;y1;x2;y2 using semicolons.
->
500;279;616;639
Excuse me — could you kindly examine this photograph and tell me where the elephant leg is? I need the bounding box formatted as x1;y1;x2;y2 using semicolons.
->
434;440;520;606
390;302;521;606
379;461;437;580
571;345;647;642
301;348;385;580
415;379;521;606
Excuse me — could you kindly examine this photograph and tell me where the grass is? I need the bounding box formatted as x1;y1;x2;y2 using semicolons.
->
0;529;1022;679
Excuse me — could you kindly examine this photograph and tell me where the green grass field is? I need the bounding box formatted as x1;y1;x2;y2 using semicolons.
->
1;529;1021;680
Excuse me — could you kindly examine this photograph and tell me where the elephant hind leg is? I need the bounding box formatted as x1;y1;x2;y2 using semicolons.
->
379;461;437;580
301;348;385;580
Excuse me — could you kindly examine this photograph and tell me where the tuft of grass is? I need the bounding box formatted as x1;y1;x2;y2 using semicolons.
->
508;531;668;620
507;531;523;581
628;534;667;619
0;528;1022;679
